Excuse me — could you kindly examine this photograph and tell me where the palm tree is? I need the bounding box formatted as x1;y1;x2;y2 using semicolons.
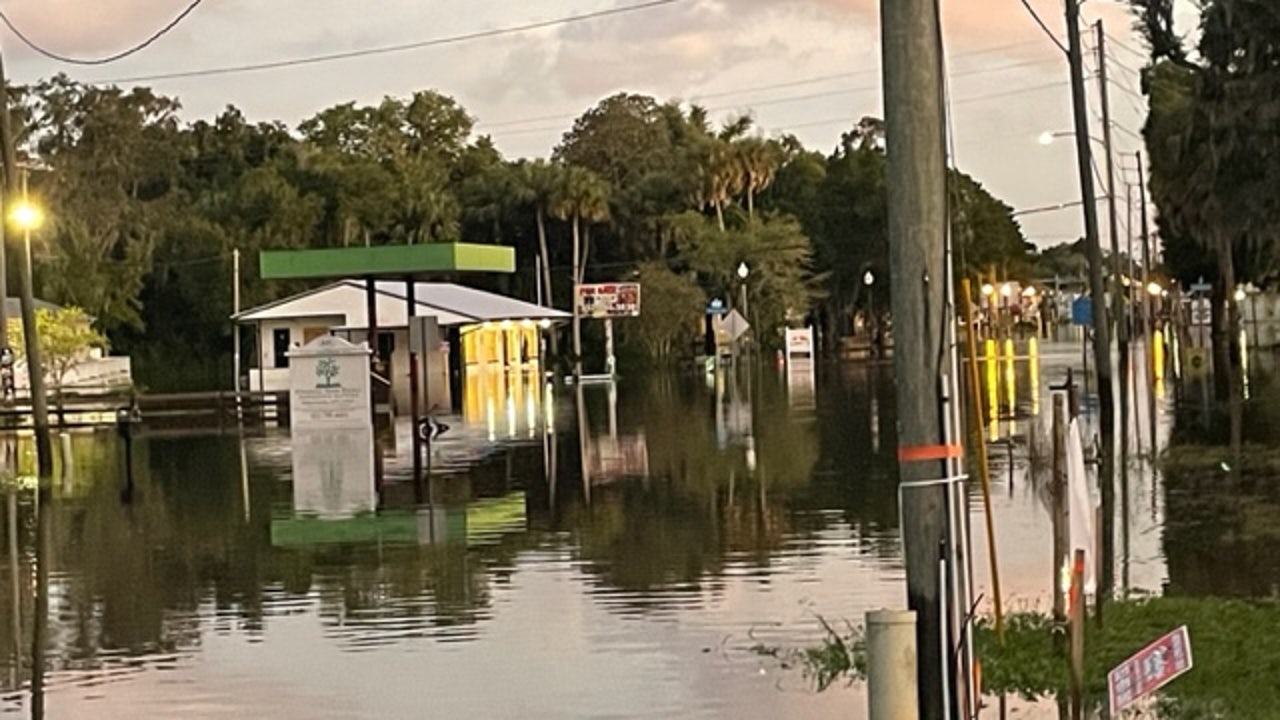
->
552;165;611;377
735;136;782;220
516;159;562;308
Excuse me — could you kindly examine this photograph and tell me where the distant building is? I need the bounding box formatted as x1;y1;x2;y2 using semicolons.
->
5;297;132;394
232;280;569;419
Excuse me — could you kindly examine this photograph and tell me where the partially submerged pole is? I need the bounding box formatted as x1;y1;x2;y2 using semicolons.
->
881;0;965;713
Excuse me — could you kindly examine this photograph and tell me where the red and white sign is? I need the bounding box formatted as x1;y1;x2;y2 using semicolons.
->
575;283;641;318
785;327;814;358
1108;625;1194;715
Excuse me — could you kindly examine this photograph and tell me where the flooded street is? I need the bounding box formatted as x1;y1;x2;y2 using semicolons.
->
0;341;1175;719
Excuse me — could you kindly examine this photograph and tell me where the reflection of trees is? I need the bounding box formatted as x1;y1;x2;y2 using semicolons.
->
0;435;540;691
1163;466;1280;596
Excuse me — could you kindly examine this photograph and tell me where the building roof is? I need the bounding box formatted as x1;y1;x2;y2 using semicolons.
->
3;298;61;318
232;280;569;328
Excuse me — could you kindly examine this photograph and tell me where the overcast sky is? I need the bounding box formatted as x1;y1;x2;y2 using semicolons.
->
0;0;1201;252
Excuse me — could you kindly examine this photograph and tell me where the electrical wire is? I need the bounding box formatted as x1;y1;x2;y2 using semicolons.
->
0;0;206;66
1102;33;1150;66
94;0;689;84
481;54;1059;132
1019;0;1068;55
487;79;1071;139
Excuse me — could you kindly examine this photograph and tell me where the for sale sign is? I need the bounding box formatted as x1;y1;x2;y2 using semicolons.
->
1108;625;1193;715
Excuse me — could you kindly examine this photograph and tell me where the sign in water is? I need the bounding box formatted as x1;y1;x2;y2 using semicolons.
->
1108;625;1194;715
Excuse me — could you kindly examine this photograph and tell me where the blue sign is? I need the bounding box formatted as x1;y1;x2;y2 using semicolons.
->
1071;296;1093;326
706;298;728;316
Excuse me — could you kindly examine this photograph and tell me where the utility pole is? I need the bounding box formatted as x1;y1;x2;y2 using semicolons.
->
881;0;963;716
1137;152;1152;338
1065;0;1114;492
1095;18;1121;601
232;248;241;394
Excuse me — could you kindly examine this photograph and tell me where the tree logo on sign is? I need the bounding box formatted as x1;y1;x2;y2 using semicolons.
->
315;357;341;388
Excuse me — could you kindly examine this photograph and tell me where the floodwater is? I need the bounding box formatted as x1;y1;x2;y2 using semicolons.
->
0;341;1175;719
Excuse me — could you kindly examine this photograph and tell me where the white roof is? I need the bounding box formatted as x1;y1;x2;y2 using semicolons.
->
233;280;569;328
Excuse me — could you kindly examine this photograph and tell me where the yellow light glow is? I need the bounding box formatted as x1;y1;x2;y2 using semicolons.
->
984;339;998;423
1234;287;1246;303
1152;329;1165;381
539;319;551;329
1021;286;1037;298
981;283;995;297
9;201;43;231
1146;282;1163;297
1000;283;1014;297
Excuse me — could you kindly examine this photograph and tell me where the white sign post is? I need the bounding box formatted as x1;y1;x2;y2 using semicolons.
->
288;335;376;517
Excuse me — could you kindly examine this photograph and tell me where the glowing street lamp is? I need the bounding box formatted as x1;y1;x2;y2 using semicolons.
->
9;200;43;231
1146;282;1163;297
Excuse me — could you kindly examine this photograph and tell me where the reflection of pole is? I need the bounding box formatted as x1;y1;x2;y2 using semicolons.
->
607;380;618;440
604;318;616;378
30;484;49;719
6;491;19;684
575;382;590;504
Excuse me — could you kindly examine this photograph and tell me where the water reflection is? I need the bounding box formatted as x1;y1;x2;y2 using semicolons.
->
0;345;1181;718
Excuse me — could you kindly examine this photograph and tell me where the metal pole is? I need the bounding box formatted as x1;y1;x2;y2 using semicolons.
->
232;248;241;392
15;168;51;477
881;0;955;714
407;277;423;486
1095;17;1121;604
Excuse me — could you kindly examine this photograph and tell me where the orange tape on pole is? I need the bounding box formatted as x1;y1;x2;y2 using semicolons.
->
897;444;965;462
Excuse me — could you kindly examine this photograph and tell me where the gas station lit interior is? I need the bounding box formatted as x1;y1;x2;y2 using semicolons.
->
460;320;551;436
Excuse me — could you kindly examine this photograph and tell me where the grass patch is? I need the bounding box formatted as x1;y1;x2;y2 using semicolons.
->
978;597;1280;718
782;598;1280;719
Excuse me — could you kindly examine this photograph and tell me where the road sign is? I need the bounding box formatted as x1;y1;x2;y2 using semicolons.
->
575;283;641;319
722;310;749;342
706;298;728;316
1071;296;1092;326
1108;625;1193;715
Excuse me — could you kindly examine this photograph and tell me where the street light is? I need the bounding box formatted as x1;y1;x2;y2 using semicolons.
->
1146;281;1163;297
736;262;750;349
1038;130;1107;148
9;201;43;231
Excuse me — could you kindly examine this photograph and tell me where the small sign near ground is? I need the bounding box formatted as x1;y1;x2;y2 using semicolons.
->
1108;625;1193;715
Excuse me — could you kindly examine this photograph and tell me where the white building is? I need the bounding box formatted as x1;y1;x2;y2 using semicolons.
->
232;280;568;420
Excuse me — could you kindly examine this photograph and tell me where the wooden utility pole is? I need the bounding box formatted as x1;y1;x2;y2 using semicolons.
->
0;49;52;478
881;0;958;715
1065;0;1113;540
1094;19;1121;601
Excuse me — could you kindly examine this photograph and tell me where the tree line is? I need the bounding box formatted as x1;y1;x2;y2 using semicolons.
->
1130;0;1280;403
8;76;1032;388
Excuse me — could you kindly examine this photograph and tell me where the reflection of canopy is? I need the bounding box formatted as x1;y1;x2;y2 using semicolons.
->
270;492;528;547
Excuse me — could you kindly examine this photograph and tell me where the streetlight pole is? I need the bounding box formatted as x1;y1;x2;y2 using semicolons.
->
11;169;51;478
864;269;875;343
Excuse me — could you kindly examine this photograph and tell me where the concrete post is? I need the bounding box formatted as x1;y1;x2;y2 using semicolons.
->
866;609;919;720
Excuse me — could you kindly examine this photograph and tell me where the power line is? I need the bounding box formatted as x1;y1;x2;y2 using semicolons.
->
481;55;1062;132
1018;0;1068;55
1103;33;1150;66
93;0;689;84
0;0;206;66
488;79;1072;140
